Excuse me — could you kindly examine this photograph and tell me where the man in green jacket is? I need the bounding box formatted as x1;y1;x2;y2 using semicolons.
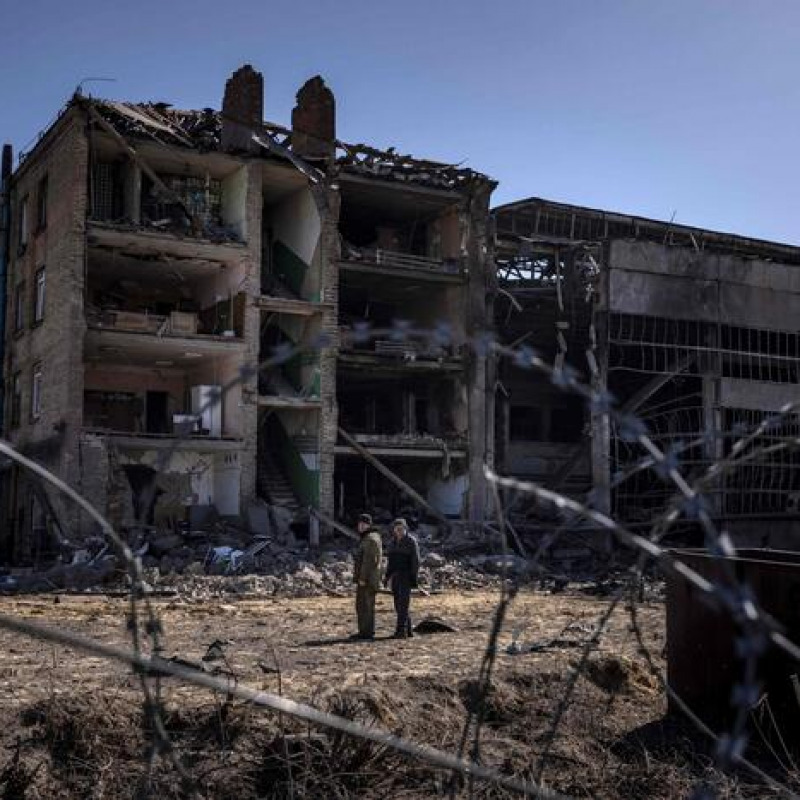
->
351;513;383;640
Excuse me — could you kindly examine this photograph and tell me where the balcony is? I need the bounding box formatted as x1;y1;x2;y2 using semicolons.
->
335;432;467;459
88;221;247;263
338;329;463;372
83;384;242;447
339;242;464;281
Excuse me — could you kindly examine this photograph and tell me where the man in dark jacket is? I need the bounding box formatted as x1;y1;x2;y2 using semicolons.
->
351;513;382;640
384;518;420;639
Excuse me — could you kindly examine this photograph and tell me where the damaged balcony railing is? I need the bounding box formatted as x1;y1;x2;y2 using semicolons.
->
340;327;458;360
86;308;200;336
86;304;243;338
342;432;467;450
341;241;462;275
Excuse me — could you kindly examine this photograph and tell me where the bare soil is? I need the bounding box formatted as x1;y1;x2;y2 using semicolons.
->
0;589;792;798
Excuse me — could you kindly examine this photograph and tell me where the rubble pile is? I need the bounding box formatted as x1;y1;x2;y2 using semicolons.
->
132;548;506;601
0;515;638;598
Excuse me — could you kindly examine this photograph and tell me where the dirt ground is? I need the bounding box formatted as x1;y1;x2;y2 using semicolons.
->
0;588;791;799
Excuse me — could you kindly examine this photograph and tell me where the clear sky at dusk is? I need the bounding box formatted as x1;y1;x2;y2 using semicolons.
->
1;0;798;243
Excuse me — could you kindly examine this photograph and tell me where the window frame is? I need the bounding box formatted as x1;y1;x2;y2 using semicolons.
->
35;174;48;232
31;363;43;421
33;267;46;324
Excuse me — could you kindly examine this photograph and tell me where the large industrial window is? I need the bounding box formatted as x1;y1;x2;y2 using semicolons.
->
33;268;46;323
35;175;48;231
31;364;42;420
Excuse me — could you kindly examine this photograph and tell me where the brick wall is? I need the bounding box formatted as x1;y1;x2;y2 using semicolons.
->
5;111;89;544
316;183;341;517
239;161;263;505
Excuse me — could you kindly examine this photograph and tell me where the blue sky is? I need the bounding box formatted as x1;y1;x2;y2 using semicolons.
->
1;0;798;243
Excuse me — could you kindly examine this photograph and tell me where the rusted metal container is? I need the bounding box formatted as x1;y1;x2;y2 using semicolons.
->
666;548;800;738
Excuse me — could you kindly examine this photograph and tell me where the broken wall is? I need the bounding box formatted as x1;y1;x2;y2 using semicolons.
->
606;240;800;529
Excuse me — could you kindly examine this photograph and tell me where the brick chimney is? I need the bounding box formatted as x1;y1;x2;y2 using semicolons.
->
291;76;335;161
221;64;264;153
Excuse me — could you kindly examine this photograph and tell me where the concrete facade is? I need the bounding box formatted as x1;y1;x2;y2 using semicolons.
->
493;198;800;548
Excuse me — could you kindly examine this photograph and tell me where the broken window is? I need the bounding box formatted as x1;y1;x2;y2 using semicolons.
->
9;372;21;429
35;175;48;231
722;408;800;516
33;268;45;324
14;282;25;333
84;391;143;433
549;397;585;443
90;162;123;221
30;364;42;420
509;406;544;441
141;172;222;232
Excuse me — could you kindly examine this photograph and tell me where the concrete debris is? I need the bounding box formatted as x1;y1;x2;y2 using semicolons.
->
422;552;446;569
57;546;508;601
468;554;531;577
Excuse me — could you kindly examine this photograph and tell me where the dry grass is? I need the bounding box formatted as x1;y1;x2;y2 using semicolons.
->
0;590;793;798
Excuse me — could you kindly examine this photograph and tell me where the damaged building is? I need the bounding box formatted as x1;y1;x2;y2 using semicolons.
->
2;65;800;563
493;198;800;550
0;65;495;560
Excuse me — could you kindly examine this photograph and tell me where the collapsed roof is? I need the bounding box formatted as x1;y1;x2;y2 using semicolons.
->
77;96;491;193
494;196;800;265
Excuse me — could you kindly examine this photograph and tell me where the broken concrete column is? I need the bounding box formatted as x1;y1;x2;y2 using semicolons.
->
291;76;335;161
221;64;264;153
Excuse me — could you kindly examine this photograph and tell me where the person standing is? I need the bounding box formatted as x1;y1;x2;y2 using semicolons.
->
351;513;383;640
384;518;420;639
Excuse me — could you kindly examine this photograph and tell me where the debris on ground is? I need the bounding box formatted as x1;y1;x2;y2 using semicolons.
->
413;616;459;635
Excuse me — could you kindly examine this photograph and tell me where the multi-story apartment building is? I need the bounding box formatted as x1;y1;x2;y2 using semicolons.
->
0;66;496;561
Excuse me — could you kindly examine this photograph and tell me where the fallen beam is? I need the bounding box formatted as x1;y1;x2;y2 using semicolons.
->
252;132;323;185
548;352;699;493
337;427;449;525
308;507;359;541
82;102;198;229
621;352;699;415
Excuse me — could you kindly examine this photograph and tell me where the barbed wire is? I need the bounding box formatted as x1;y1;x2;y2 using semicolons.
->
2;321;799;797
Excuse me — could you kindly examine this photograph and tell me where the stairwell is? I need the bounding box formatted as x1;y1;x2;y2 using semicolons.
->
258;449;301;514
